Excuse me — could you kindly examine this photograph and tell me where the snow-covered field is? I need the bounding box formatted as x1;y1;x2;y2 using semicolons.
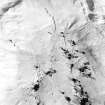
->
0;0;105;105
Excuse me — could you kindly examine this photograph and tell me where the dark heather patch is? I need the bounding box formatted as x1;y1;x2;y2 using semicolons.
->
32;83;40;92
70;63;74;72
78;66;89;72
45;69;56;77
88;13;97;21
71;40;76;46
71;78;80;83
61;47;78;60
86;0;95;11
84;62;90;65
72;80;92;105
65;96;71;102
80;97;89;105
